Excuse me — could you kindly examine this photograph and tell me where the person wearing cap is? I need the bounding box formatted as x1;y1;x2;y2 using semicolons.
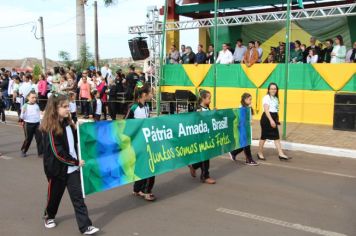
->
306;37;321;62
331;35;346;63
125;65;139;100
275;43;286;63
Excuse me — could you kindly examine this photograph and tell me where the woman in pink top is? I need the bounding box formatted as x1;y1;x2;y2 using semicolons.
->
37;74;48;111
79;71;91;119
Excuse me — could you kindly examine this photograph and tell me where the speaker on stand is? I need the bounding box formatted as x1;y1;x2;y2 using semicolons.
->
128;37;150;61
333;93;356;131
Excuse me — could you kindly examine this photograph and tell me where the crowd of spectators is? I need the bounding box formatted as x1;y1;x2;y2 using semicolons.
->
167;35;356;66
0;64;146;121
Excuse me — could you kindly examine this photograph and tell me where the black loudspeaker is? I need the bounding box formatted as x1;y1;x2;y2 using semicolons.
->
175;90;197;101
128;37;149;61
333;93;356;131
161;92;175;101
161;92;176;114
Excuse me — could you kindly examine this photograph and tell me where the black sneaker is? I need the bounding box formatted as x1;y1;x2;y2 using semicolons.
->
229;152;237;161
83;226;100;235
44;218;56;229
246;161;259;166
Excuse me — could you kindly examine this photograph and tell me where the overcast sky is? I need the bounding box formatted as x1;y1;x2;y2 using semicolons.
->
0;0;197;60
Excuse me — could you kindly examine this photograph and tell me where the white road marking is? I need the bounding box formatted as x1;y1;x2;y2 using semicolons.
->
217;208;347;236
0;156;13;160
260;162;356;179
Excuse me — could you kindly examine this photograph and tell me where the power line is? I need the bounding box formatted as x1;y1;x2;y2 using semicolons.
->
0;21;36;29
46;5;93;29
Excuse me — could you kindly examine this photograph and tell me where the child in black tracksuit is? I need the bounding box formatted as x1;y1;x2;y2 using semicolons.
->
126;82;156;201
0;92;5;123
188;90;216;184
19;91;42;157
229;93;258;166
41;93;99;235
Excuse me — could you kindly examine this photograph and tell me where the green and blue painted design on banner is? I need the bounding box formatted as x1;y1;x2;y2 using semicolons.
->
79;108;251;195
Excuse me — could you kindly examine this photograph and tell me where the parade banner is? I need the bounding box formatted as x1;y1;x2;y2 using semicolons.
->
79;108;251;196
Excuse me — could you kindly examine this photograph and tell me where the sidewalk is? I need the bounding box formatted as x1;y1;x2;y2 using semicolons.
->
252;121;356;150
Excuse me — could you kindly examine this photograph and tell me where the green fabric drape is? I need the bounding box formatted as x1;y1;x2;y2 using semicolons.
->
261;64;332;90
163;65;194;86
201;64;256;88
341;74;356;92
295;17;352;49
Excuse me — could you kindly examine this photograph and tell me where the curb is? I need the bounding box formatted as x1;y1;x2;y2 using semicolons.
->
5;111;355;159
251;140;356;159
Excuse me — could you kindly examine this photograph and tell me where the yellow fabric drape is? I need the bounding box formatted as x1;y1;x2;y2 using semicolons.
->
183;64;211;88
313;64;356;91
241;64;277;88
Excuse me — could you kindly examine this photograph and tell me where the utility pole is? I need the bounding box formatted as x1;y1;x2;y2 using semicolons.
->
38;16;47;73
94;1;99;69
282;0;291;140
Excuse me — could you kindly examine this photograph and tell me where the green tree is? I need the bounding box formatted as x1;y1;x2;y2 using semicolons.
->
33;64;42;83
77;43;94;71
58;51;73;69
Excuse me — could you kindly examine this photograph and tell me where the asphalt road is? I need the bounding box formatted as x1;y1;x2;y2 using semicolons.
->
0;121;355;236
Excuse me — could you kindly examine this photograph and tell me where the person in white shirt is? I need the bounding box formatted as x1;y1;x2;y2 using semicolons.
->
101;64;113;84
19;91;42;157
46;72;53;92
7;75;14;109
331;35;346;63
306;49;319;64
19;74;33;107
258;83;289;161
216;43;234;64
92;90;102;121
345;41;356;63
68;92;77;123
233;39;247;63
255;41;263;63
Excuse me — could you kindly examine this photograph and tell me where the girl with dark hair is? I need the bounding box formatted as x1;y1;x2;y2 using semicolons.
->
188;89;216;184
331;35;346;63
257;83;289;161
40;93;99;235
229;93;258;165
126;82;156;201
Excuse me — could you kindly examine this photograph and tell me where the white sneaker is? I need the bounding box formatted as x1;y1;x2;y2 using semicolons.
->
44;218;56;229
83;226;100;235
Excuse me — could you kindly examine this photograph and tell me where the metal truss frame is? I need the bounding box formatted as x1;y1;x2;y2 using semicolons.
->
129;3;356;34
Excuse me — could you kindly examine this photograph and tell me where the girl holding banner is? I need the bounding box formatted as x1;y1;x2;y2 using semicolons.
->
188;90;216;184
126;82;157;201
40;94;99;235
229;93;258;165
